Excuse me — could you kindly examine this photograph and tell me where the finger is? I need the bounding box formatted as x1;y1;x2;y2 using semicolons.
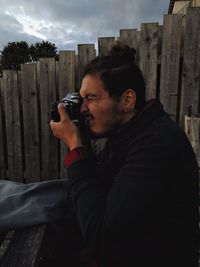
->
49;121;57;134
58;103;70;121
50;120;58;128
49;120;54;127
50;120;55;125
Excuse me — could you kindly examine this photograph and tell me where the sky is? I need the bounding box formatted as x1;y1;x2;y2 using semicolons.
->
0;0;169;53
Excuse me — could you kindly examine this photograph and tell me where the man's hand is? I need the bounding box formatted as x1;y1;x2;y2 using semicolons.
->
50;103;83;151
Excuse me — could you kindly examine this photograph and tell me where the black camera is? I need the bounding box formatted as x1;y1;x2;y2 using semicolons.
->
51;92;82;122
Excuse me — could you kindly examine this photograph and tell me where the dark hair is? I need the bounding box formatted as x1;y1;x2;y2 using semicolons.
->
82;44;146;110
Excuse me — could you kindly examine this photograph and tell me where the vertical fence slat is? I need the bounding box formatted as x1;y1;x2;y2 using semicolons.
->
185;116;200;166
160;14;182;122
119;29;140;63
75;55;79;91
119;29;138;47
39;58;59;181
21;63;40;182
98;37;116;56
59;51;75;98
56;61;59;98
59;51;76;178
157;25;163;65
180;7;200;126
0;77;6;179
77;44;96;89
2;71;23;181
1;71;12;180
139;23;159;101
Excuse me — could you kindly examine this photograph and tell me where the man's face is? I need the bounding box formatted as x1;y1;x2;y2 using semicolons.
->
80;74;124;136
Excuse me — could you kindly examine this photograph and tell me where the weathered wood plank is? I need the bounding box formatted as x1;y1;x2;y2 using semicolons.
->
56;61;59;98
98;37;116;56
0;231;15;257
59;51;75;98
160;14;182;122
157;25;163;65
75;54;79;91
0;77;6;179
119;29;137;47
184;115;200;166
1;71;23;181
38;58;59;181
139;23;159;100
180;7;200;126
0;232;8;248
21;64;40;182
59;51;76;178
0;225;46;267
119;29;140;63
77;44;96;89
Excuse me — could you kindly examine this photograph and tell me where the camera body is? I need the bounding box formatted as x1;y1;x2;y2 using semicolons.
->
51;92;82;122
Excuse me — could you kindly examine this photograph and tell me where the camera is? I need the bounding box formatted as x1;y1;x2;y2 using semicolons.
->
51;92;82;122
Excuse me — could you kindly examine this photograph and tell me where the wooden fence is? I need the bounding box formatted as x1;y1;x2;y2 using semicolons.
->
0;7;200;182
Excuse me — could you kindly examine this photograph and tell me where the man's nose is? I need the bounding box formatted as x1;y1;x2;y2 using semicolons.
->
80;100;88;113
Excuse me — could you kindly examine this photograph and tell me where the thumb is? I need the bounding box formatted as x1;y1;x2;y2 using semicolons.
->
58;103;70;121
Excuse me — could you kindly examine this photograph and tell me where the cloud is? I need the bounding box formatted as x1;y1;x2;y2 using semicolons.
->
1;11;22;32
0;0;169;52
0;11;41;51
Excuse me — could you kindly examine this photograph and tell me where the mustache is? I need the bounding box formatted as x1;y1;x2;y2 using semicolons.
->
81;111;94;120
79;112;97;139
80;112;93;129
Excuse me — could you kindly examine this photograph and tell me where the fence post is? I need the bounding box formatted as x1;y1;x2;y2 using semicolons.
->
139;23;160;101
38;58;59;181
0;77;6;179
119;29;140;63
77;44;96;90
184;115;200;166
59;51;76;98
98;37;116;56
21;63;40;182
1;70;23;182
180;7;200;126
59;51;76;178
160;14;183;122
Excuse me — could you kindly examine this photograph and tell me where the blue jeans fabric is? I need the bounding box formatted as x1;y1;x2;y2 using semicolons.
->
0;179;69;231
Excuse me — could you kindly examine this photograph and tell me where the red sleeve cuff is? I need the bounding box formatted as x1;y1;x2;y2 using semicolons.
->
64;147;87;167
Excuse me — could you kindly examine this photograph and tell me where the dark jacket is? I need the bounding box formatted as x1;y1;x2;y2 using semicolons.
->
67;100;199;267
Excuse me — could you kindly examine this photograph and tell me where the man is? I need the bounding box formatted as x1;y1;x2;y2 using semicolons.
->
50;45;199;267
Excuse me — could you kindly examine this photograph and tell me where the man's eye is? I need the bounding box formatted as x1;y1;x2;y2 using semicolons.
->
87;96;97;100
85;95;99;101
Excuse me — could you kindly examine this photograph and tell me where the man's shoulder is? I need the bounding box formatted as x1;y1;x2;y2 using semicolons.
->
154;114;190;148
125;112;193;161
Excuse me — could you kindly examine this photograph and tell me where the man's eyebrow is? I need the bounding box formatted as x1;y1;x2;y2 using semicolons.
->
87;93;98;96
82;93;99;99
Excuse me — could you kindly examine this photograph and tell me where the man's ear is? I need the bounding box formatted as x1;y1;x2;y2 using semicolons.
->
121;89;136;112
